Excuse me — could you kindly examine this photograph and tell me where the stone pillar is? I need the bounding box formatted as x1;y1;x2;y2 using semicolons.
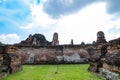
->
52;32;59;45
96;31;107;44
71;39;73;45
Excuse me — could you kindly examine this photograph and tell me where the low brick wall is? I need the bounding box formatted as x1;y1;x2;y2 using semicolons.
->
0;45;22;79
16;45;90;64
88;44;120;80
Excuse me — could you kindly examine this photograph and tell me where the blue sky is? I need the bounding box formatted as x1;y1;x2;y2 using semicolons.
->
0;0;120;44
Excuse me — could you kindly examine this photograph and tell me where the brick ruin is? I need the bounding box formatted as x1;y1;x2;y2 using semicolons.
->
88;31;120;80
0;31;120;79
16;32;59;46
0;45;22;79
96;31;107;44
13;32;90;64
16;45;89;64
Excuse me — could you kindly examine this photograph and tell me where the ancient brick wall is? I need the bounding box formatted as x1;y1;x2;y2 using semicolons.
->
16;45;90;64
0;45;22;79
88;42;120;80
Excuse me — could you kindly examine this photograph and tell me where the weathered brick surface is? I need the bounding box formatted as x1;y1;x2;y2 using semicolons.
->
16;45;89;64
0;45;22;79
88;37;120;79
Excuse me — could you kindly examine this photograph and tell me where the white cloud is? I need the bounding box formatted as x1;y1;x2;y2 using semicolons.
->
20;23;33;30
0;34;21;44
106;20;120;41
30;4;56;28
20;2;57;30
52;2;115;44
19;1;57;41
19;2;120;44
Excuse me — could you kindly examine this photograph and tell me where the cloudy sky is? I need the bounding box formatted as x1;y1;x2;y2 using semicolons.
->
0;0;120;44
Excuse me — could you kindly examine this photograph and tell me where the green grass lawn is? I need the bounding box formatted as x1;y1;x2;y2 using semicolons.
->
3;64;104;80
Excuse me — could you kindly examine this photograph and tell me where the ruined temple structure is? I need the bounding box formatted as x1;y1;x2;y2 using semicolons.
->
18;33;51;46
26;34;33;45
0;31;120;79
88;31;120;80
88;43;120;80
96;31;107;45
52;32;59;45
0;45;22;79
17;32;60;46
13;32;89;64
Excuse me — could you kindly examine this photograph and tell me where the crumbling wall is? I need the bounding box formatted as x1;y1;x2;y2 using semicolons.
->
88;31;120;80
0;45;22;79
88;43;120;80
16;45;90;64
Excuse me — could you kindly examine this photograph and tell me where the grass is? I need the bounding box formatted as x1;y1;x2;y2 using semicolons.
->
3;64;104;80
